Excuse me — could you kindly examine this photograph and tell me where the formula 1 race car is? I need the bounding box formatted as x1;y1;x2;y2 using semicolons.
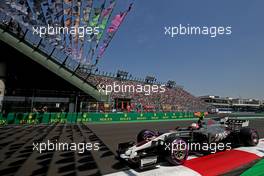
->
117;117;259;169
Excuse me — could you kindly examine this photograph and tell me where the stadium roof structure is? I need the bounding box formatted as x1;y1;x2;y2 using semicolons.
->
0;0;134;71
0;0;135;102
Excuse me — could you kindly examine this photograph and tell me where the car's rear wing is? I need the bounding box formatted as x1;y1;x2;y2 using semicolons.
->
224;118;249;131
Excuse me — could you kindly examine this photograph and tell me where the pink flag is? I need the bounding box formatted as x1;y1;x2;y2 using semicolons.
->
98;46;105;57
102;1;115;17
96;3;133;60
98;43;108;57
107;12;126;33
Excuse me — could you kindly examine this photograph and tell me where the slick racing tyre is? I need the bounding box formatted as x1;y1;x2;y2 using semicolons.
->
240;128;259;146
164;137;188;165
137;129;156;143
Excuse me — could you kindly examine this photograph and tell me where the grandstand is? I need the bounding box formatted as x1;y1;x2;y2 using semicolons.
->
79;72;207;112
200;95;263;113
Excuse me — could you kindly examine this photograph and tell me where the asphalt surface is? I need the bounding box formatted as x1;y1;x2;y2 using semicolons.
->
0;118;263;176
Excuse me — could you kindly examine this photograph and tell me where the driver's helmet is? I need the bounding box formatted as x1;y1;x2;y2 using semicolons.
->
190;123;199;129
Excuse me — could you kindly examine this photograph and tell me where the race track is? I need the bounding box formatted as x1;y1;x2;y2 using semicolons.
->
0;118;264;176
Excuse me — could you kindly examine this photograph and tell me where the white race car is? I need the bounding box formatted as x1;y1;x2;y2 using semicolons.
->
117;118;259;169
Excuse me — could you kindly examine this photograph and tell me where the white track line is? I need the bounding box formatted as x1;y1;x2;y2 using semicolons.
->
235;138;264;157
105;165;201;176
105;154;200;176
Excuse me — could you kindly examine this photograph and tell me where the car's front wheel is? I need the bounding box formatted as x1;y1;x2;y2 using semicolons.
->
164;137;188;165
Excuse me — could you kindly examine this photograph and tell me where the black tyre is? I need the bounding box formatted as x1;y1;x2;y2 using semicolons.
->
240;128;259;146
137;129;156;143
164;137;188;165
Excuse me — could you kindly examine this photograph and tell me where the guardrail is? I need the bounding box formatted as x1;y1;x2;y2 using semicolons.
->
1;112;262;125
0;112;195;125
228;113;264;117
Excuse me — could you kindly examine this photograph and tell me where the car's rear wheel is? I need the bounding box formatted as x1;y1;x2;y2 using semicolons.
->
164;137;188;165
240;128;259;146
